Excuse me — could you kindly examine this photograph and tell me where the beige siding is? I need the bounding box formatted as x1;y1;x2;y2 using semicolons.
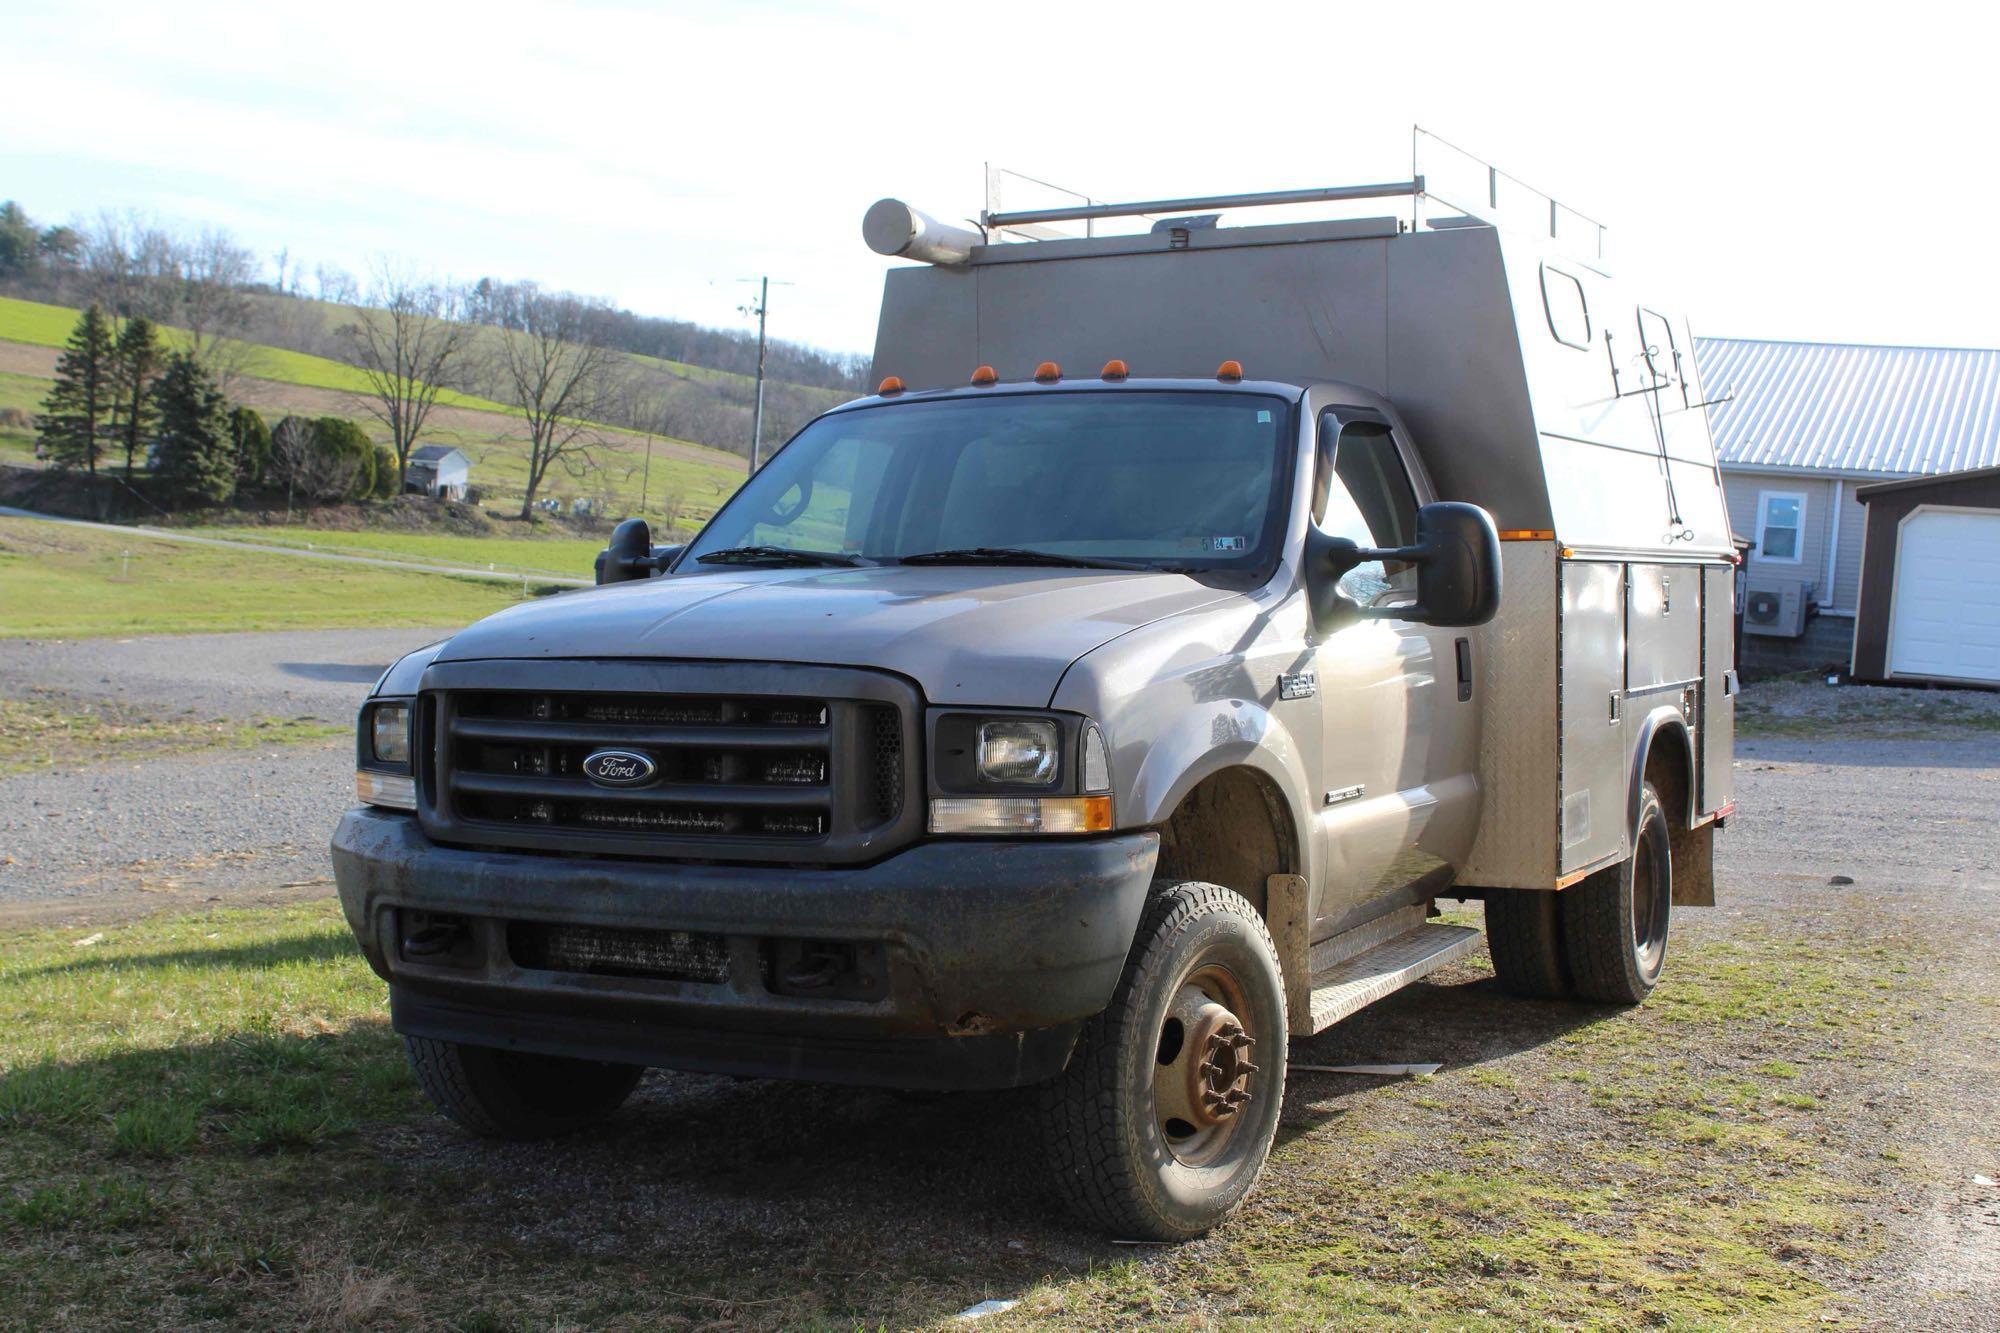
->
1831;482;1867;613
1723;472;1845;607
1720;470;1874;614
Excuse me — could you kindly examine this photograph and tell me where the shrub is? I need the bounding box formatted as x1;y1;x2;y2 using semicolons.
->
308;417;375;502
371;444;398;499
229;406;271;490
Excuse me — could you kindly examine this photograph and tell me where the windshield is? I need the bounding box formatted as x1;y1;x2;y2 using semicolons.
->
686;391;1295;576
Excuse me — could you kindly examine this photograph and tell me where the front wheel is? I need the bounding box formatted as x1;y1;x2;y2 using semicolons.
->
405;1037;643;1139
1037;881;1288;1240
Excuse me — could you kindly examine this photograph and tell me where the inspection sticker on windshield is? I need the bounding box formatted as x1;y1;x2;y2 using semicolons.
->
1256;410;1272;423
1209;536;1246;552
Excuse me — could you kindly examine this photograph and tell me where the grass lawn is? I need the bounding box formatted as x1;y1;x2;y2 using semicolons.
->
0;896;1939;1329
0;515;557;638
194;526;607;579
0;692;346;776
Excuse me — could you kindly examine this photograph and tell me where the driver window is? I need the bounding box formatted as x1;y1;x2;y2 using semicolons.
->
1312;416;1420;607
745;434;887;551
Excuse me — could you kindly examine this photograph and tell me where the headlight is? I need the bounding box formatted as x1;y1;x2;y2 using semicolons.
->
927;711;1112;835
370;703;411;766
358;699;416;811
977;719;1059;785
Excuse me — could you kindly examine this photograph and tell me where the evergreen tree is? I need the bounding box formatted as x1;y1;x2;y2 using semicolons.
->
0;202;36;276
109;316;164;480
228;406;272;491
36;305;116;474
151;353;236;508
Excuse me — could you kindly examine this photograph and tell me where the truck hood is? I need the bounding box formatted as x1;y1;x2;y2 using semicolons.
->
433;565;1236;706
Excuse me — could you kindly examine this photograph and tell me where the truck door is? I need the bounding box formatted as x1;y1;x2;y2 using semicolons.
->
1308;414;1483;938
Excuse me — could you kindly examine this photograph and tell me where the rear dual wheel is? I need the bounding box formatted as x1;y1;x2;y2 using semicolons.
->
1038;881;1287;1240
1484;780;1674;1004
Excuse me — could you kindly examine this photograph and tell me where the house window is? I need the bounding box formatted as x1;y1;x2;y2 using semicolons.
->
1756;491;1806;564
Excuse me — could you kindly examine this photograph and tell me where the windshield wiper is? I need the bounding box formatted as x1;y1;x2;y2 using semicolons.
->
899;546;1158;572
696;545;859;567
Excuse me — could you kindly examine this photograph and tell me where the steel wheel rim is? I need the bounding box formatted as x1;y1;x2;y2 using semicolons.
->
1632;825;1670;975
1151;962;1261;1167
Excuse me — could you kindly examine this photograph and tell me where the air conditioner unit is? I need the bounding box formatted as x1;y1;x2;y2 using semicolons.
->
1743;579;1814;638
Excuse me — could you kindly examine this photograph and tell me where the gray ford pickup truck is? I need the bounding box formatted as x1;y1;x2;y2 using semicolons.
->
333;171;1735;1239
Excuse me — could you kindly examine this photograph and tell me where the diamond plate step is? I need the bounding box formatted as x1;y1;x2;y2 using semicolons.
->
1304;922;1483;1034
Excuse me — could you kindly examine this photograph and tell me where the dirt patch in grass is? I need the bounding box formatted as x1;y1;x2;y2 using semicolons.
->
0;890;1987;1330
1737;679;2000;739
0;690;345;776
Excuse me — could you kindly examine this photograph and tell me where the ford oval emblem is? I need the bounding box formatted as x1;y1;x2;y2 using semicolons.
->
581;749;658;788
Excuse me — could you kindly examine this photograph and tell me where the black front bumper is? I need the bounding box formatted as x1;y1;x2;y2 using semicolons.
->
331;808;1158;1089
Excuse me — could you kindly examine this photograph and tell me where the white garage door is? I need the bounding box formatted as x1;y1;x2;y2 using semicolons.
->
1888;509;2000;684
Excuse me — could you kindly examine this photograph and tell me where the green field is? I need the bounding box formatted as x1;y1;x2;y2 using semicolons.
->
195;526;606;579
0;296;513;413
0;515;556;637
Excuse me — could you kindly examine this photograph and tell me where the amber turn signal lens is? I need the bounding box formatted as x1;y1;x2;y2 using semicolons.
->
970;364;998;386
1215;359;1244;382
877;376;905;395
1034;361;1062;383
1100;359;1129;380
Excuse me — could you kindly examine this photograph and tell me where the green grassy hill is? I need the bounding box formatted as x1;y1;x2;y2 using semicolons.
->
0;295;756;531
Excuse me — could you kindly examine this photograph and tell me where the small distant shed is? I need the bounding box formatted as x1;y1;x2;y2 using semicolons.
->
405;446;470;501
1852;465;2000;687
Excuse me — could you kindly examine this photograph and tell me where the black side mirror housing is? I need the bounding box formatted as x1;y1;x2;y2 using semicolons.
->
594;518;685;585
1305;501;1502;634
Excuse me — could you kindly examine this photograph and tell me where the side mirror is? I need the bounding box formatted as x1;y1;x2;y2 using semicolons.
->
594;518;684;585
1305;501;1502;634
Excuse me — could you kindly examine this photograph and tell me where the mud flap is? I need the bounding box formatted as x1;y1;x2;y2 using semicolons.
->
1671;820;1715;906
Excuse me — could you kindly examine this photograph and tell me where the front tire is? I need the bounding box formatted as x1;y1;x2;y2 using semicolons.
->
405;1037;643;1139
1037;881;1288;1240
1562;781;1673;1003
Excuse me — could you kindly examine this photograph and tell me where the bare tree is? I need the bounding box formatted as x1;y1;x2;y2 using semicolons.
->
492;287;622;519
314;263;359;305
75;216;261;390
343;261;474;489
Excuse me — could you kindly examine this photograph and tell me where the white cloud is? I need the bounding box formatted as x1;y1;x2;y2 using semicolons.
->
10;0;1998;352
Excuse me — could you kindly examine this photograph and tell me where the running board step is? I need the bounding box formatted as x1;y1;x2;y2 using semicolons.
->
1303;923;1483;1034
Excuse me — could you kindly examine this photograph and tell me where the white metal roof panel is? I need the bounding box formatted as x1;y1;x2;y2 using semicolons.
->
1694;337;2000;477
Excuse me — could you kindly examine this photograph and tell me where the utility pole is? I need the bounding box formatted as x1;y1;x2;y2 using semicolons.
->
639;429;654;513
738;276;792;473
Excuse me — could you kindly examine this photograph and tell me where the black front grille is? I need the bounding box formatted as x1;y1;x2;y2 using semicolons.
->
418;665;919;864
508;922;730;984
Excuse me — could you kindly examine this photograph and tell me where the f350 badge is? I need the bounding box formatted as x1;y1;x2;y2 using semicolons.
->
1279;671;1317;701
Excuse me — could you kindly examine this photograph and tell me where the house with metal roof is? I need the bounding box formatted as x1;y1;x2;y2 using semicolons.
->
1692;336;2000;672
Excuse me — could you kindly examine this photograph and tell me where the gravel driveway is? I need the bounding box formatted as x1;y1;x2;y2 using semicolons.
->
0;628;450;906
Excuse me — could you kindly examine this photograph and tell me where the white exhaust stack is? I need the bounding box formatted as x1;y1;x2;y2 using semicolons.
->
863;199;983;267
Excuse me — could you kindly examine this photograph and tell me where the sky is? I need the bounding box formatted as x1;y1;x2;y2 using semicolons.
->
6;0;1996;357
